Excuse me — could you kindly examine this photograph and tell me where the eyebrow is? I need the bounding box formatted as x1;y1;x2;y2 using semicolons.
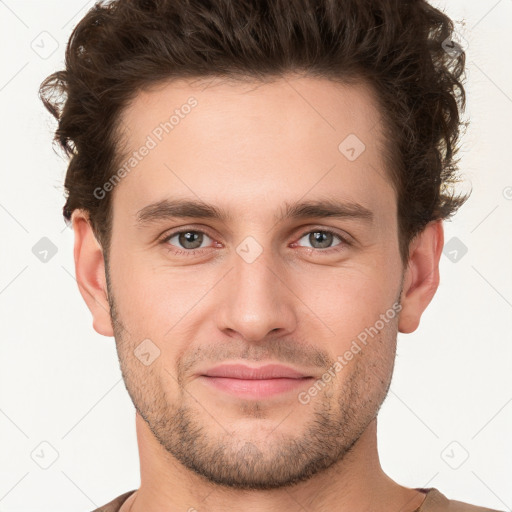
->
135;197;374;227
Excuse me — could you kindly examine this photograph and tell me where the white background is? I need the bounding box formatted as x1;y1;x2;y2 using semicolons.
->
0;0;511;510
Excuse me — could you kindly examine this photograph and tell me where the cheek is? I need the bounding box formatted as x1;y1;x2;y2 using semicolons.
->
110;259;218;338
294;264;400;341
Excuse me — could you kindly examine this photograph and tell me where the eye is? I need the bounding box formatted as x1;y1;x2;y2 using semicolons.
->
162;229;214;254
294;229;348;252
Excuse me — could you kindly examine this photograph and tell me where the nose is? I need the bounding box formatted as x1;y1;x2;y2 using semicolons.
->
215;249;298;344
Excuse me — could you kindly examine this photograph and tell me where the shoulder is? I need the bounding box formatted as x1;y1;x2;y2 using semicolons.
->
90;490;137;512
419;488;505;512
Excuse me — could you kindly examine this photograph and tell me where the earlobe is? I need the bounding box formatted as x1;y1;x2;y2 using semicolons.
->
71;209;114;337
398;220;444;334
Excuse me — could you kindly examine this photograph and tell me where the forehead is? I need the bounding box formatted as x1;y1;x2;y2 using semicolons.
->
114;74;395;225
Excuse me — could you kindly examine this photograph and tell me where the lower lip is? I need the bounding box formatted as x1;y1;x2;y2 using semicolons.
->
199;376;313;399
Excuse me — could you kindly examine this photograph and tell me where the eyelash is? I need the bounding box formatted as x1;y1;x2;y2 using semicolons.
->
159;227;351;257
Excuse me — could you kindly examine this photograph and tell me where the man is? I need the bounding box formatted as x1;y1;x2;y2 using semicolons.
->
39;0;503;510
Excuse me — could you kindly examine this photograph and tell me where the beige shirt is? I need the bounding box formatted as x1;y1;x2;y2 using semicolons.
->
91;488;505;512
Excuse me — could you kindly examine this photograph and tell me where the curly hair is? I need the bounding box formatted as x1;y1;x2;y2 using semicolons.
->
39;0;469;265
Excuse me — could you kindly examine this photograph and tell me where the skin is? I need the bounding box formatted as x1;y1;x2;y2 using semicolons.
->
72;74;443;512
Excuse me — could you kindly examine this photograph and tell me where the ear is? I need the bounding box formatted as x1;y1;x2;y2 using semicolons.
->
71;209;113;337
398;220;444;334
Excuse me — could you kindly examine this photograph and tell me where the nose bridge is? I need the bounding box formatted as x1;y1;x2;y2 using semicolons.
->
216;241;297;342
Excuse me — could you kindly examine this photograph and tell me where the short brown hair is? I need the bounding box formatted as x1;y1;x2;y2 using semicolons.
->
39;0;469;264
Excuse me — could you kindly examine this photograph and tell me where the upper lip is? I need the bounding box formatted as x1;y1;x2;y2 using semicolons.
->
201;364;311;380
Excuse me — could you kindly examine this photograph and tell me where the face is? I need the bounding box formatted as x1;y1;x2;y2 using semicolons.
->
104;75;405;489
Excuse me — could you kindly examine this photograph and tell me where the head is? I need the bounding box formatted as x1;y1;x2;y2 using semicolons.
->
40;0;468;490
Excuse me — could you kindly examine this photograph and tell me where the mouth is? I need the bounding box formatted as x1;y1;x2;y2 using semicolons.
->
198;363;315;399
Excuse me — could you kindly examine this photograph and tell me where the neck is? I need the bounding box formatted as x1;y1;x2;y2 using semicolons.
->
121;413;427;512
